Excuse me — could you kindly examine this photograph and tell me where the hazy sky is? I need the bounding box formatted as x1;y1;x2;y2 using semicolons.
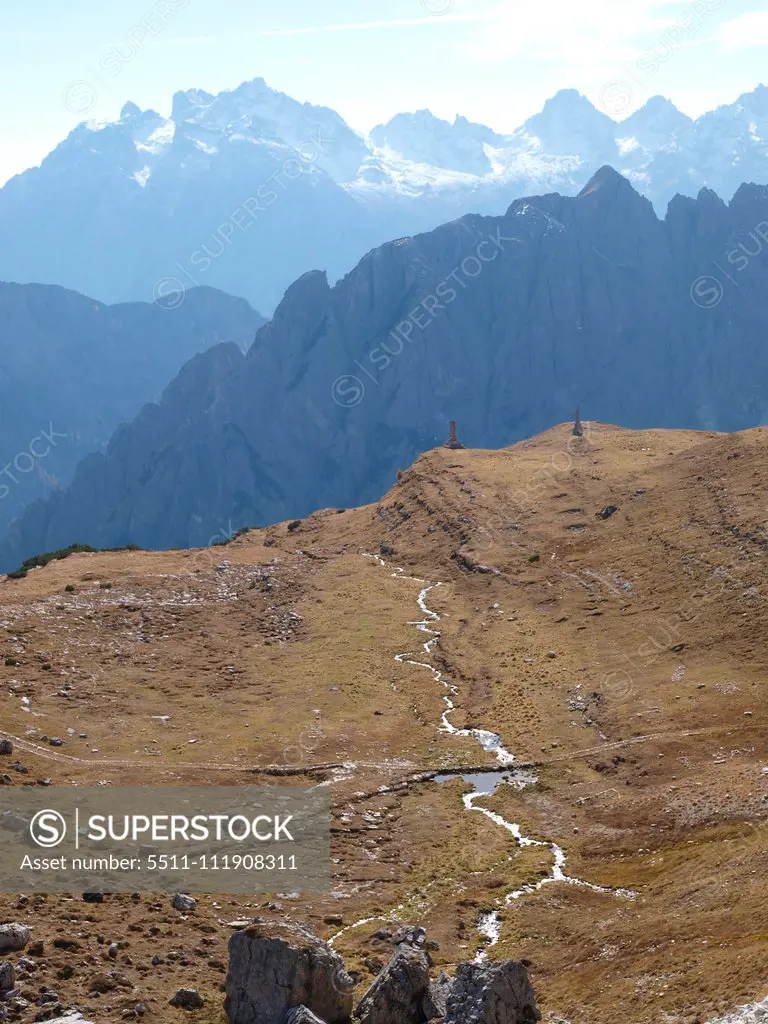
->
2;0;767;185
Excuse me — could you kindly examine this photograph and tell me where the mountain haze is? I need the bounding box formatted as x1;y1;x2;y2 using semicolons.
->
0;283;264;539
4;168;768;567
3;81;768;312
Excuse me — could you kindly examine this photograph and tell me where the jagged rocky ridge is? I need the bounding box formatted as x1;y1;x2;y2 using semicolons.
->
224;920;541;1024
0;283;264;540
3;167;768;568
3;80;768;312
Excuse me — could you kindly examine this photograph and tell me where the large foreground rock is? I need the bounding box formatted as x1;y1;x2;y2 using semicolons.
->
445;961;541;1024
225;920;353;1024
354;944;431;1024
0;924;29;953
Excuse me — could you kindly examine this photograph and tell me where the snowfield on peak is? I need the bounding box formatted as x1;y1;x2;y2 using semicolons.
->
2;77;768;313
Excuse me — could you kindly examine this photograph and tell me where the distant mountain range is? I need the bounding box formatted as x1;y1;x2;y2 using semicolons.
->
4;167;768;570
0;283;264;539
2;79;768;313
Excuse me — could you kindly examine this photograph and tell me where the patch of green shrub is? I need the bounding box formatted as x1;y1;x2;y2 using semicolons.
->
5;543;143;581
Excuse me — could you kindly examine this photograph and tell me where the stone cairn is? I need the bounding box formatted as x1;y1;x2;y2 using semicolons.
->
443;420;465;450
572;407;584;437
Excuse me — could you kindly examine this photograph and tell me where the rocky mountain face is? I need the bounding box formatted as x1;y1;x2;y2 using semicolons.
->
0;283;264;540
3;167;768;568
2;79;768;313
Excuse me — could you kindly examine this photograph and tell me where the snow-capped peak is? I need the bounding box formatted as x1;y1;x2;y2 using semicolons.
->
164;77;369;182
618;96;692;144
518;89;618;163
370;109;506;175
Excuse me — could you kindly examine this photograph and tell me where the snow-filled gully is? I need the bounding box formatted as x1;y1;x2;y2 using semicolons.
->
360;554;635;960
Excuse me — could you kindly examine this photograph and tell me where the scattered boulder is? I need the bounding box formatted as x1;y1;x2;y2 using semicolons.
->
88;970;132;994
445;961;540;1024
37;991;61;1005
171;893;197;912
596;505;618;520
0;923;29;952
170;988;205;1010
393;926;427;949
225;920;354;1024
455;554;500;575
0;740;13;755
354;943;431;1024
88;973;117;994
0;962;14;992
285;1009;328;1024
424;971;454;1020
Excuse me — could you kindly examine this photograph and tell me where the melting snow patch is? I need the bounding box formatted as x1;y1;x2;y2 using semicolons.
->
136;120;175;153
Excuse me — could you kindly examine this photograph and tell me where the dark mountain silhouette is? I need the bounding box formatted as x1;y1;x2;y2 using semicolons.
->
0;283;264;538
3;168;768;568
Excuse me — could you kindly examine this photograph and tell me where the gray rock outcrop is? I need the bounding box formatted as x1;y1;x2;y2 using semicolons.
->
424;971;454;1020
445;961;541;1024
354;943;431;1024
225;920;354;1024
393;926;427;949
0;962;14;992
0;924;29;953
172;893;197;912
